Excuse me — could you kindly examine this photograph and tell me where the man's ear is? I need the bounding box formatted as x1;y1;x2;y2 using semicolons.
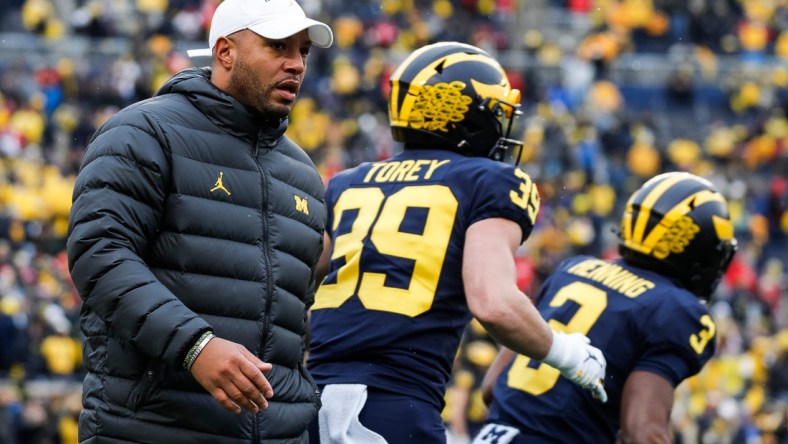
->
213;36;235;70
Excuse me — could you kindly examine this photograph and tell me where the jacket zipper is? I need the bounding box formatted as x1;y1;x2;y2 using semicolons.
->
253;131;274;443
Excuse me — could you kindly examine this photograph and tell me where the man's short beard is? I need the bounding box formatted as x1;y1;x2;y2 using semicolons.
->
231;59;291;120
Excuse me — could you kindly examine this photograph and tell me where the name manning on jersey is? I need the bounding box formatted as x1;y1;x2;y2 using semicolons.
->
363;159;451;183
567;259;655;298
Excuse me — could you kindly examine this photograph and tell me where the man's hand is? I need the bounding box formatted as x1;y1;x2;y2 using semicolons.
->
541;330;608;403
190;337;274;414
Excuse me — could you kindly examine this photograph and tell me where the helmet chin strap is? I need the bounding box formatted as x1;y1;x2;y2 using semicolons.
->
452;139;477;159
488;138;524;164
488;141;506;162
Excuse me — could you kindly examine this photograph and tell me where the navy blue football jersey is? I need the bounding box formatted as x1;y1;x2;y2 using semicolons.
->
307;149;540;409
484;255;717;443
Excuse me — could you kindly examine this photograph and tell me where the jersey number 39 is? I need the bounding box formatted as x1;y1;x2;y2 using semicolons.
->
313;185;457;317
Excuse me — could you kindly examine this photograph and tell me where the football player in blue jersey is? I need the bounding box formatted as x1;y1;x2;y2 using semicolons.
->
473;171;738;444
306;41;609;443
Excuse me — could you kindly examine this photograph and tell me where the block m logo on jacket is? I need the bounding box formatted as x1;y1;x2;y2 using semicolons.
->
294;195;309;215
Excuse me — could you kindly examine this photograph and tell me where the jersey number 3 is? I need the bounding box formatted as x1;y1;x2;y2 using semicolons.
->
507;283;716;395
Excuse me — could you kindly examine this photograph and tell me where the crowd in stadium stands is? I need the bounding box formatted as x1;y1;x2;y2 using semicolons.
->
0;0;786;443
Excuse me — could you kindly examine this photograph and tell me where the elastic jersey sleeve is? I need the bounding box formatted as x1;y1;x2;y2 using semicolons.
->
635;299;716;386
463;162;540;243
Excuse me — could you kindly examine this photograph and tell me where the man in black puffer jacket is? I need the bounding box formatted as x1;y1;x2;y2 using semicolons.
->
66;1;333;442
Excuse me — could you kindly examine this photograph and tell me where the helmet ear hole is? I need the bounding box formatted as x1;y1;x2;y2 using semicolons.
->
462;120;483;137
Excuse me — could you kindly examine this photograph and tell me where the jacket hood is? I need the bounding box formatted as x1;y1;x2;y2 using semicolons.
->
155;67;287;143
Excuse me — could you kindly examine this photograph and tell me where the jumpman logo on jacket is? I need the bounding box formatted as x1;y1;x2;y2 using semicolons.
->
210;171;231;195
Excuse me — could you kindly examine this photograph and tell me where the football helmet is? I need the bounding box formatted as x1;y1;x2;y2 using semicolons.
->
388;42;523;162
618;172;737;300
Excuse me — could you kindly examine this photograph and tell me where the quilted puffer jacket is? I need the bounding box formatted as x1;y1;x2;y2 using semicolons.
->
67;67;326;444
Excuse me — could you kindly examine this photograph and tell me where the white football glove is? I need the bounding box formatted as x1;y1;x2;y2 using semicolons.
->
541;330;608;403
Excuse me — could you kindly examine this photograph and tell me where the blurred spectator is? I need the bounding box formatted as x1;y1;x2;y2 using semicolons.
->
768;331;788;402
0;309;16;375
39;320;81;379
0;385;21;444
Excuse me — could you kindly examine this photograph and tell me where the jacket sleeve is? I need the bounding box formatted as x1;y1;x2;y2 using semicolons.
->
66;111;212;368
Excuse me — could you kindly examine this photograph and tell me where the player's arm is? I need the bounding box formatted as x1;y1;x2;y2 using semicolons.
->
480;346;516;405
463;218;552;358
463;218;607;401
617;371;674;444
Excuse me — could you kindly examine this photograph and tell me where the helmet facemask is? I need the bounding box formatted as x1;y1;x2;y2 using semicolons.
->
479;95;524;164
686;234;737;300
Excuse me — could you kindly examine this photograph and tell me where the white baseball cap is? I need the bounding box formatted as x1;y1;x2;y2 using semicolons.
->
187;0;333;57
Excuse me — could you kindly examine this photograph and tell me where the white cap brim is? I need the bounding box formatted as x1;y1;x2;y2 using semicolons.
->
187;17;333;58
248;17;333;48
187;48;213;57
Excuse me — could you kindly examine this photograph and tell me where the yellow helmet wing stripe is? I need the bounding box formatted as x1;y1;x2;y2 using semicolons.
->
640;190;727;250
470;79;518;114
389;46;434;120
630;174;687;243
712;214;734;241
390;51;507;126
388;41;466;97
